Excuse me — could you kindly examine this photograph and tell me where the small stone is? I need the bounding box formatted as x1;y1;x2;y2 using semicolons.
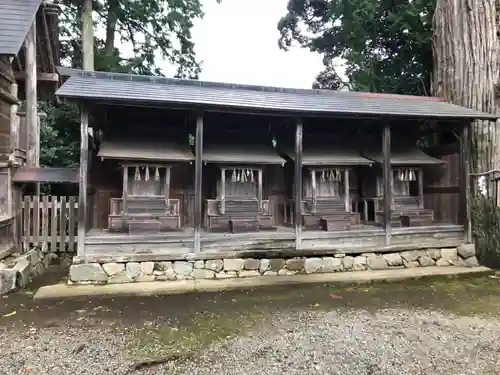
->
367;256;388;270
436;258;453;267
191;269;215;279
165;268;177;280
193;260;204;269
13;258;31;287
239;270;260;277
244;258;259;270
321;257;342;272
353;256;367;271
400;251;419;262
140;262;154;275
223;259;244;271
0;269;16;294
426;249;442;261
135;275;155;282
269;258;285;271
334;253;346;258
403;260;419;268
259;259;270;273
383;253;403;267
464;256;479;267
343;256;354;271
173;261;193;276
304;258;322;274
441;248;458;261
108;272;132;284
457;244;476;259
226;271;238;276
286;258;305;271
126;262;141;279
155;261;172;271
205;259;223;272
69;264;108;282
153;270;165;276
418;256;435;267
263;271;278;276
278;269;296;276
102;263;125;276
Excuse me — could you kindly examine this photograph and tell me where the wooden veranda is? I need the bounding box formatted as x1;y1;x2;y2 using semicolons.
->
55;69;497;263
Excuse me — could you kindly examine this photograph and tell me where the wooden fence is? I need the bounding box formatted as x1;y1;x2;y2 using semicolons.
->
21;196;78;252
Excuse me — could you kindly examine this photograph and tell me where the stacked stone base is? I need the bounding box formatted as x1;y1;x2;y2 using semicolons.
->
0;248;49;294
68;244;480;285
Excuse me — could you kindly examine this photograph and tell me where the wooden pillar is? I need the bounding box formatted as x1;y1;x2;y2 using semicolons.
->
461;123;472;243
77;106;89;257
382;123;392;245
25;23;38;170
122;165;128;214
257;168;263;212
82;0;94;70
294;119;303;250
310;169;316;213
344;169;350;212
9;83;19;161
417;168;424;208
165;166;171;200
220;168;225;214
194;114;203;253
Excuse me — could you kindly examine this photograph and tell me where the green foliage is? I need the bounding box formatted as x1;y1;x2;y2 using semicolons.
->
39;102;80;168
56;0;220;77
278;0;435;94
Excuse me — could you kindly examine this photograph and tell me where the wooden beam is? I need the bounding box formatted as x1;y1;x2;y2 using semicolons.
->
311;169;316;213
220;168;225;214
13;71;59;82
165;166;171;200
257;168;263;213
294;119;303;250
122;165;128;214
417;167;424;208
344;169;350;212
461;123;472;243
194;113;203;253
25;23;38;169
77;106;89;257
82;0;94;70
382;122;392;245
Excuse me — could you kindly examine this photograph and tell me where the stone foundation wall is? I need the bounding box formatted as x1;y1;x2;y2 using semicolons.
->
0;248;50;294
68;244;479;285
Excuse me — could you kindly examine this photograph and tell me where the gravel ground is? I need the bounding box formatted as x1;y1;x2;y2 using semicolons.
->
1;308;500;375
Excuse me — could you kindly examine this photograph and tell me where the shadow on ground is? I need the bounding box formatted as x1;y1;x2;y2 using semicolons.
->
1;267;500;359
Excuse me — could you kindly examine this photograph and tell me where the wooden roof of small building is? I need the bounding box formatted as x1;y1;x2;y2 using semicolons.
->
56;68;497;121
203;143;284;165
363;147;444;165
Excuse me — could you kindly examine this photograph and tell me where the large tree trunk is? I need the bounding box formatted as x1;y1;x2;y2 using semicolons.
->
432;0;499;171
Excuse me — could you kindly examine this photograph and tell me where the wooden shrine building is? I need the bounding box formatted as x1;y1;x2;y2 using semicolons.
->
55;69;496;263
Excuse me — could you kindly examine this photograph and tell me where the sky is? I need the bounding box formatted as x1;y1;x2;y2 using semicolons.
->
161;0;325;89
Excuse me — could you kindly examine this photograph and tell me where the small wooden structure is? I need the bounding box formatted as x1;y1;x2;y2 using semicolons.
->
98;137;194;233
284;142;372;231
204;143;283;232
362;146;444;227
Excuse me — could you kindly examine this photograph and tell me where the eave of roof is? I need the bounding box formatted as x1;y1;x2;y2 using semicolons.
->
55;68;498;121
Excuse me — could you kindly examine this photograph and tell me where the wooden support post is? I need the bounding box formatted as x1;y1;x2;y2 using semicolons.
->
77;106;89;257
311;170;316;213
344;169;350;212
382;123;392;245
294;119;303;250
417;168;424;209
461;123;472;243
25;22;38;172
165;166;171;200
220;168;225;214
122;165;128;214
257;168;263;213
194;114;203;253
9;83;19;161
82;0;94;70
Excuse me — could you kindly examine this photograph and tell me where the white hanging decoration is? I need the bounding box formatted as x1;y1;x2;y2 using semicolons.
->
154;166;160;181
321;170;325;182
231;169;237;182
145;166;150;181
336;168;341;181
241;169;247;183
236;170;241;182
134;166;140;181
399;169;404;181
250;170;255;183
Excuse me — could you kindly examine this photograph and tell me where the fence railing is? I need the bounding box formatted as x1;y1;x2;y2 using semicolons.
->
21;196;78;252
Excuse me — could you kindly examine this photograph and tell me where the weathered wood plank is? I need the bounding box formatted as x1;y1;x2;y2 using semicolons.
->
294;119;303;249
59;196;67;252
23;196;30;250
50;196;58;252
68;196;76;252
32;195;39;246
382;122;391;245
194;113;203;252
41;195;49;250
